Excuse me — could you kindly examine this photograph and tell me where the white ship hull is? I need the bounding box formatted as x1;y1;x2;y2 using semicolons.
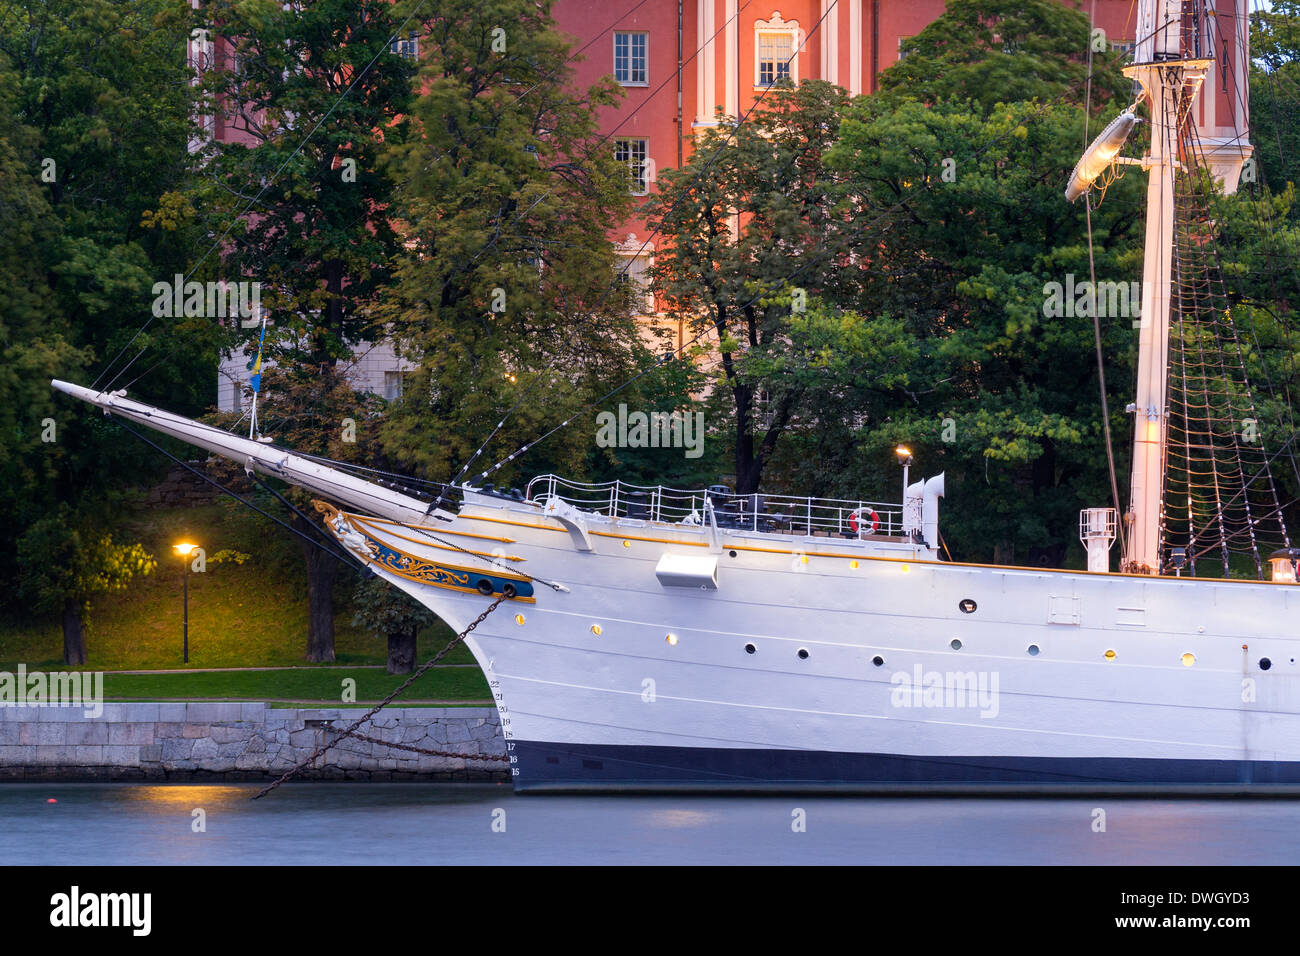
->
336;490;1300;792
51;380;1300;792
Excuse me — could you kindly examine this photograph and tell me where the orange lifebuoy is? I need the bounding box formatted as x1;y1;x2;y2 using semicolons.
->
849;508;880;535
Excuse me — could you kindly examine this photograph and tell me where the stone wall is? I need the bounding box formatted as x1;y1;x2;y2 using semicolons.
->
0;703;509;781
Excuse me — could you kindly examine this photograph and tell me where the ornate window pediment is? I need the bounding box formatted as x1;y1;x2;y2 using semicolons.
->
755;12;801;88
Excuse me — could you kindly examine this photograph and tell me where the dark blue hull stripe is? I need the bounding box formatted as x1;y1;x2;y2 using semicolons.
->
512;741;1300;793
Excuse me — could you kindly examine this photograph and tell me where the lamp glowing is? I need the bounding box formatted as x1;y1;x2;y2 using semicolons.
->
173;541;199;664
895;447;913;529
1065;111;1139;203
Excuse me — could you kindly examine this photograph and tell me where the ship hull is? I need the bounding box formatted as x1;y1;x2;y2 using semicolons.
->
331;492;1300;793
510;742;1300;793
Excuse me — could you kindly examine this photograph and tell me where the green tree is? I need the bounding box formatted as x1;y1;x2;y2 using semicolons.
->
351;575;434;674
17;510;157;664
193;0;414;371
824;24;1141;563
645;0;1141;561
646;80;864;493
0;0;206;651
377;0;639;489
1250;0;1300;200
0;53;84;582
0;0;211;412
190;0;415;660
878;0;1127;113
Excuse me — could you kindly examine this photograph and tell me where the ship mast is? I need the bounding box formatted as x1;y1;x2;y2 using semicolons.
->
1122;0;1212;574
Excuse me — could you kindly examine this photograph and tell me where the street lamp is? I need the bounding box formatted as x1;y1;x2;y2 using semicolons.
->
895;446;913;536
173;542;198;664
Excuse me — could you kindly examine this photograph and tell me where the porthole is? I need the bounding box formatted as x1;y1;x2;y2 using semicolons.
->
476;578;494;595
666;633;678;646
850;560;859;569
959;598;977;614
744;643;756;655
1260;657;1272;671
514;614;526;626
1027;644;1040;657
872;655;885;667
797;648;810;660
622;540;631;548
950;639;962;651
590;624;602;636
1104;649;1117;661
1181;652;1195;667
729;550;738;558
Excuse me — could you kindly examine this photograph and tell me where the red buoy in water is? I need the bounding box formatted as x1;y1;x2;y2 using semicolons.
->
46;798;57;804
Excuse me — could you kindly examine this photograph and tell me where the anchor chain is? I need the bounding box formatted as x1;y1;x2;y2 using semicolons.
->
253;598;504;798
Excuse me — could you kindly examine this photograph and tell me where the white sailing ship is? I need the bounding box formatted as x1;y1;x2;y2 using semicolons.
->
52;0;1300;790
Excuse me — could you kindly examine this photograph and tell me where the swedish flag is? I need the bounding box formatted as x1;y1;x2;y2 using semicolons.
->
246;318;267;392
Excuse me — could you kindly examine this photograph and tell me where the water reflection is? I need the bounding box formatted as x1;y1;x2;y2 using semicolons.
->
1;784;1297;865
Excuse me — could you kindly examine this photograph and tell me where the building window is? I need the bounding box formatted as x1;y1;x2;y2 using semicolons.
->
757;32;794;87
614;32;648;85
616;253;654;313
188;29;216;153
188;29;215;72
383;371;404;401
897;36;913;61
1109;39;1136;55
754;14;800;88
614;138;650;195
391;32;418;59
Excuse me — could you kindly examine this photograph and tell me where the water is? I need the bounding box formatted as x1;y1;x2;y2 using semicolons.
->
2;783;1298;864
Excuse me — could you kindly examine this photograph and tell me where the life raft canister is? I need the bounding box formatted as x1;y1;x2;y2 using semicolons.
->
849;508;880;535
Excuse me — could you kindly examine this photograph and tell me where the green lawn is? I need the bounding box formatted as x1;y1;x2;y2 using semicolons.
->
103;667;491;703
0;502;478;671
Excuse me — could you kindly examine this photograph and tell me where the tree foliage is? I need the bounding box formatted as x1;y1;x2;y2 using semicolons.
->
650;0;1145;563
878;0;1127;113
647;80;869;493
0;0;202;653
376;0;640;487
190;0;415;660
351;574;434;674
17;508;157;663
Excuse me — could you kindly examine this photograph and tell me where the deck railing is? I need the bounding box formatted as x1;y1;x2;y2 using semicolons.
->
523;474;903;538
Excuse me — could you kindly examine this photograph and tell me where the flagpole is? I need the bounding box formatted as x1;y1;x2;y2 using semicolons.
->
248;313;267;440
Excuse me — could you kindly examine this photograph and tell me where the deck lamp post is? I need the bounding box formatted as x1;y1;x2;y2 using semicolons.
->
895;446;913;534
174;542;198;663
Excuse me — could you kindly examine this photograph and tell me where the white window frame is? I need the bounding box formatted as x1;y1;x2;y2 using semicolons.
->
614;31;649;86
188;28;216;153
383;371;405;401
754;14;800;89
897;36;913;61
615;249;655;314
614;138;650;196
391;31;418;60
